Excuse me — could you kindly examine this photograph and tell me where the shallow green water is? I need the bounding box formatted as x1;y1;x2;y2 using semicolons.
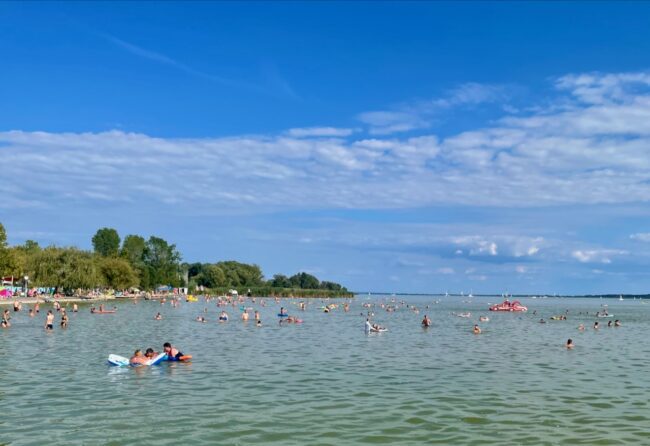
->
1;295;649;445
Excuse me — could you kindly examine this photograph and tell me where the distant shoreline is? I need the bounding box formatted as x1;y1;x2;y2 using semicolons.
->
355;292;648;299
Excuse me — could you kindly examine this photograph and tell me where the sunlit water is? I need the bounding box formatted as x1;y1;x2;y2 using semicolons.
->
1;295;649;445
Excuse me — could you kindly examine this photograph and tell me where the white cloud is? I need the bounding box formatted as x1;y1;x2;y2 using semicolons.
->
436;267;455;275
515;265;527;274
630;233;650;242
356;111;428;135
357;82;506;134
286;127;356;137
571;249;627;264
5;70;650;216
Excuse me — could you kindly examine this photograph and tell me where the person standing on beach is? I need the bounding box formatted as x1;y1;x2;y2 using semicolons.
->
45;311;54;330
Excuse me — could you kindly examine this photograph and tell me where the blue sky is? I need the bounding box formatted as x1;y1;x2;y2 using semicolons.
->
3;2;650;294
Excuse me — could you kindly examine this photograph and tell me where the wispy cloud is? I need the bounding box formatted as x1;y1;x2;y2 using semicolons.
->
98;32;295;97
357;82;508;134
286;127;356;138
4;70;650;218
630;233;650;242
572;249;628;264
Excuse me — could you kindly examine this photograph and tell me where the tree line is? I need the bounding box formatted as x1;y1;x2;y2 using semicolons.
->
0;223;349;295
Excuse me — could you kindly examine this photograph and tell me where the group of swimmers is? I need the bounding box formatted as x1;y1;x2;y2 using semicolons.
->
129;342;185;365
2;300;78;329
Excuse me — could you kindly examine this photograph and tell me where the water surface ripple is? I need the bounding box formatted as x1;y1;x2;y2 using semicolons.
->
1;295;648;445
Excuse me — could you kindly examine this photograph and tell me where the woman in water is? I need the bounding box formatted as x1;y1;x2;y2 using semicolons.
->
130;350;149;365
473;324;481;334
219;311;229;322
154;313;162;320
594;321;599;329
566;339;574;349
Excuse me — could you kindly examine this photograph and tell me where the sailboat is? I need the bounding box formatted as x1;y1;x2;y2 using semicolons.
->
619;295;624;301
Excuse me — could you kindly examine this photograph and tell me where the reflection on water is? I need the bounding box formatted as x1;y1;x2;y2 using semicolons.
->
1;295;650;445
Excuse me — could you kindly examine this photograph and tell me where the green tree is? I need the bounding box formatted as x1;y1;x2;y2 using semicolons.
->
92;228;121;257
31;247;98;291
289;272;320;289
0;222;7;249
0;223;19;276
143;236;182;288
98;257;138;289
198;264;227;288
270;274;291;288
216;261;264;287
120;235;146;265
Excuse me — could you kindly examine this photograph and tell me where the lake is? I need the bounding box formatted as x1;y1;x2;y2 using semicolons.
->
1;295;649;445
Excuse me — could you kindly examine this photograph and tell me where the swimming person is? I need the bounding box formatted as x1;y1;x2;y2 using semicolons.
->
154;313;162;320
473;324;481;334
163;342;184;361
60;311;68;328
594;321;599;329
219;311;229;322
242;309;249;321
144;348;158;359
45;310;54;330
615;319;621;327
130;350;149;365
279;307;287;316
566;339;574;349
578;324;585;331
365;318;373;333
607;320;612;327
421;315;431;327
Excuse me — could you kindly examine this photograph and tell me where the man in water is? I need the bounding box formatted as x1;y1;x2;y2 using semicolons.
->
365;318;373;332
279;307;287;316
566;339;574;349
130;350;149;365
421;315;431;327
594;321;599;329
144;348;158;359
45;310;54;330
154;313;162;320
473;324;481;334
163;342;185;361
241;309;249;321
615;319;621;327
219;311;229;322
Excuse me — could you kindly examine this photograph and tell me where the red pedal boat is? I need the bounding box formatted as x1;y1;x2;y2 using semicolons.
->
489;299;527;312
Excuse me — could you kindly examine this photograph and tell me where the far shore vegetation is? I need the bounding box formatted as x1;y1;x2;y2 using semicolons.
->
0;223;352;298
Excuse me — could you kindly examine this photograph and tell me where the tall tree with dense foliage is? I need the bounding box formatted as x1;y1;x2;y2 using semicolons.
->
142;236;182;288
289;272;320;289
0;223;21;276
92;228;121;257
31;247;98;291
97;257;138;289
